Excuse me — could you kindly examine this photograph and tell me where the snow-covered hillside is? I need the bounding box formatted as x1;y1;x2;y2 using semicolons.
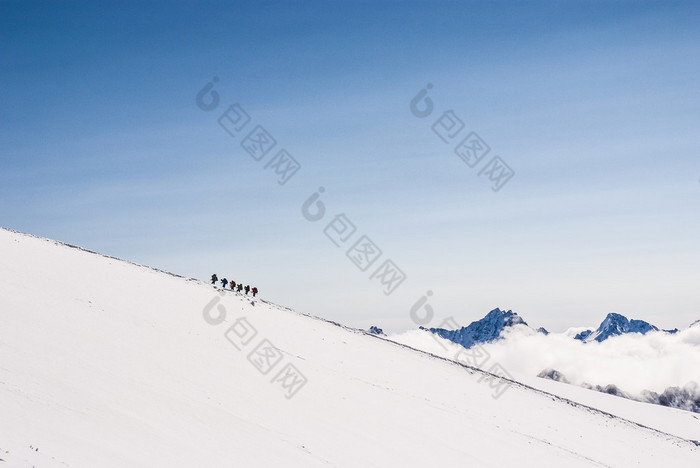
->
0;228;698;467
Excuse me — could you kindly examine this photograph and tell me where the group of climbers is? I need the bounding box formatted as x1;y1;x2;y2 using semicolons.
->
210;274;258;297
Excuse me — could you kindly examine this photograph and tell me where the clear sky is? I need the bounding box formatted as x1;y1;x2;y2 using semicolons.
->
2;1;699;332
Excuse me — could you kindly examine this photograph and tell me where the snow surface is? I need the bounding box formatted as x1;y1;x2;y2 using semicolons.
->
1;228;698;467
390;329;700;441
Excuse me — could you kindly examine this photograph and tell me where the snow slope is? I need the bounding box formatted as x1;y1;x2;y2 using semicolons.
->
0;228;698;467
390;329;700;441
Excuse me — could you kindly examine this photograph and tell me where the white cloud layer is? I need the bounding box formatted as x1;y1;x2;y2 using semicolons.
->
390;325;700;395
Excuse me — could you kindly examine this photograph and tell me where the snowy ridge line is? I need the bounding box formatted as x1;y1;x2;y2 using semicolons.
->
0;227;330;317
1;226;203;282
2;227;298;312
1;227;193;279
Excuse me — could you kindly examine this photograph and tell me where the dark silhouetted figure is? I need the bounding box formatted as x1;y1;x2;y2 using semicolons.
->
211;274;218;285
221;278;228;289
230;280;236;290
252;287;258;297
244;285;250;295
237;283;243;293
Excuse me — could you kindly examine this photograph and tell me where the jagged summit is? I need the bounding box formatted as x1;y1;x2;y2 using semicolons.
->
424;308;528;349
575;313;659;343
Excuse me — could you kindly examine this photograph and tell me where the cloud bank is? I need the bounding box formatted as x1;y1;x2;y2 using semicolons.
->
390;324;700;396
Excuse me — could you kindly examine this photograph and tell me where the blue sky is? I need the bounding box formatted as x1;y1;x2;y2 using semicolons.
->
2;1;700;332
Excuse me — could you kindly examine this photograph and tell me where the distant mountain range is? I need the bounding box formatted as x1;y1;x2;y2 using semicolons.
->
424;308;695;349
423;308;700;414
